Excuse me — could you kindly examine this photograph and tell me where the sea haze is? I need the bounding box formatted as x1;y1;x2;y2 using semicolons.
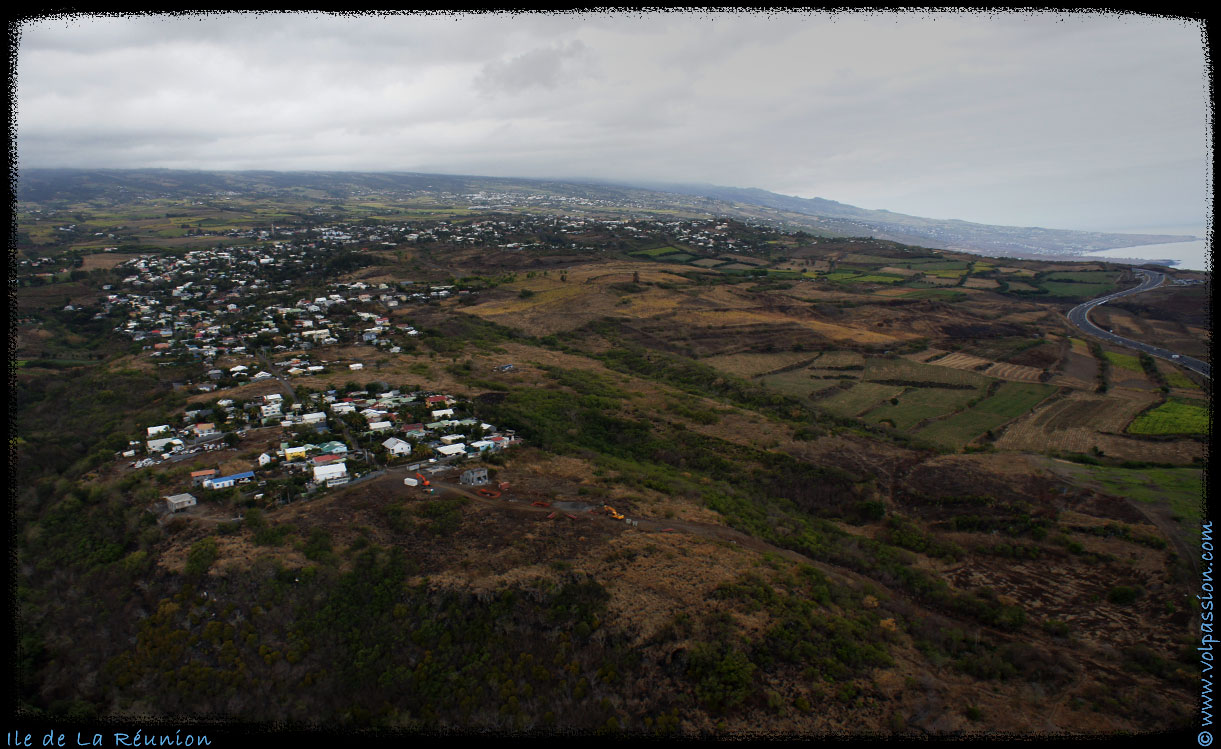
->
1083;225;1210;271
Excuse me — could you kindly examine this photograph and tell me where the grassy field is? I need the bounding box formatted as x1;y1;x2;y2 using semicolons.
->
859;386;980;430
1039;281;1114;299
1159;363;1201;390
758;370;846;401
915;382;1057;449
631;246;686;258
1127;399;1209;435
863;356;991;389
1044;271;1122;284
703;351;820;378
815;382;907;417
900;289;967;301
1061;463;1204;546
1103;351;1144;373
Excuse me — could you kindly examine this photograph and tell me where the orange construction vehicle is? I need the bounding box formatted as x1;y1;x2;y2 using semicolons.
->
603;505;625;520
415;472;430;487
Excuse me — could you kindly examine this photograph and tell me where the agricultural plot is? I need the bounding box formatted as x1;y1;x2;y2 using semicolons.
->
962;277;1000;289
1102;351;1143;373
920;276;962;287
860;386;980;430
689;258;727;268
1044;271;1122;284
1004;281;1040;292
864;356;991;389
702;351;820;378
878;266;920;277
929;352;993;372
1039;281;1114;299
1127;399;1209;436
1158;362;1200;390
815;381;908;417
915;382;1056;449
758;370;847;402
900;288;966;300
983;362;1045;382
631;246;686;258
849;274;905;284
994;390;1158;454
902;348;949;363
815;350;866;369
925;269;967;279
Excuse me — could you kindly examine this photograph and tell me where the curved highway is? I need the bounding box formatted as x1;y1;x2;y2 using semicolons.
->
1065;269;1210;380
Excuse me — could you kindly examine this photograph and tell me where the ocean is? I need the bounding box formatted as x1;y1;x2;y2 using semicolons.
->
1081;224;1211;272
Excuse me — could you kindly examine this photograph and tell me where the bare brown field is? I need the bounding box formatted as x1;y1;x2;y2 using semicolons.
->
674;308;908;345
878;266;920;276
1005;281;1040;291
921;276;961;286
78;252;144;271
995;389;1186;459
962;277;1000;289
930;352;993;371
702;351;821;378
902;348;948;363
983;362;1045;382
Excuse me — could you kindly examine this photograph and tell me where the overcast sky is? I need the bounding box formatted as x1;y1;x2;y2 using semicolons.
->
14;10;1211;232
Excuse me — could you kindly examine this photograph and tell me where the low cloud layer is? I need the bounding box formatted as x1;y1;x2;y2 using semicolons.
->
15;10;1209;231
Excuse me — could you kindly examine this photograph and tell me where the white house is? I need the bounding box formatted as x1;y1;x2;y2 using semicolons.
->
301;412;327;424
147;437;184;453
147;424;170;437
313;462;349;487
258;452;273;467
164;493;197;512
431;408;455;419
369;421;392;432
349;363;363;371
383;437;411;457
435;443;467;458
440;434;466;445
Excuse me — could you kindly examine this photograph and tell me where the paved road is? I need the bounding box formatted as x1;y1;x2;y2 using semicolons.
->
1065;269;1211;380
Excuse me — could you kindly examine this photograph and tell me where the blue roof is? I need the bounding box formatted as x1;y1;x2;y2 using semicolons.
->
214;471;255;482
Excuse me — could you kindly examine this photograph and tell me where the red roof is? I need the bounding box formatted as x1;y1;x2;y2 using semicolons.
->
312;454;343;465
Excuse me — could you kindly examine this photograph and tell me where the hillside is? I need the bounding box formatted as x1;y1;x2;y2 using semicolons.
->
12;174;1209;737
17;168;1196;259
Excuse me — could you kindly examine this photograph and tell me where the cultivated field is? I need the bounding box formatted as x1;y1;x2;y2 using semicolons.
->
915;382;1056;449
859;386;980;430
1127;399;1209;436
815;382;908;417
702;351;821;378
995;389;1163;454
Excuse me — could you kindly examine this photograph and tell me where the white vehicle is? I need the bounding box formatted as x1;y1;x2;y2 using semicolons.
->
1172;354;1181;359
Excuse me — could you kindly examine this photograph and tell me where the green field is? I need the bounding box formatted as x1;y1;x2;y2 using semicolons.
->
1039;281;1114;299
631;246;686;258
915;382;1056;449
863;357;991;389
1059;463;1204;547
900;289;967;301
860;386;980;430
1127;399;1209;435
851;274;905;283
758;371;844;402
815;382;908;417
1102;351;1144;373
1161;366;1200;389
1044;271;1122;284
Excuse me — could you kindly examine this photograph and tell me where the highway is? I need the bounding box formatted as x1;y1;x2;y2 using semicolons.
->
1064;269;1211;380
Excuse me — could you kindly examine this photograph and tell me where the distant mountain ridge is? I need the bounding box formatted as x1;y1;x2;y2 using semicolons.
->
17;168;1195;258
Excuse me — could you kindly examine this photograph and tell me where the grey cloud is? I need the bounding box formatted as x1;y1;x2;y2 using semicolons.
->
474;40;589;94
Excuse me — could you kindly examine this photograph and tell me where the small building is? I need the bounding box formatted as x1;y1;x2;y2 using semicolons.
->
369;420;392;432
147;437;184;453
313;462;349;487
258;452;273;467
302;411;327;424
440;433;466;445
204;471;256;490
147;424;171;437
164;493;197;512
383;437;411;457
460;467;489;486
316;440;348;455
282;444;309;461
349;363;364;370
190;468;218;486
431;408;455;419
435;443;467;459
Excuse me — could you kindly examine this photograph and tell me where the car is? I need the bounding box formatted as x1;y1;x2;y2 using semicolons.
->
1172;354;1181;359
